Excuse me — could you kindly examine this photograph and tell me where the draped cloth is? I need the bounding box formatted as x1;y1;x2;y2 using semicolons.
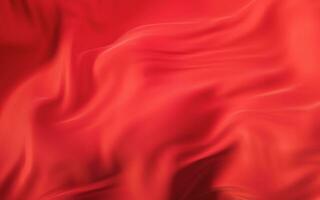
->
1;0;320;199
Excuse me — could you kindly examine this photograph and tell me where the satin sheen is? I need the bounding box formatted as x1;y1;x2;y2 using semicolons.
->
1;0;320;199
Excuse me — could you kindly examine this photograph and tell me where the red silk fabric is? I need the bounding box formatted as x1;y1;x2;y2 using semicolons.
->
1;0;320;199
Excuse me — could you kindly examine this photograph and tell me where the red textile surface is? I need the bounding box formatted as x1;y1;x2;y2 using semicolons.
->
1;0;320;199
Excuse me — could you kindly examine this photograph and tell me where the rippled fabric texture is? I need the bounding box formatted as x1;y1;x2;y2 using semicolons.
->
1;0;320;199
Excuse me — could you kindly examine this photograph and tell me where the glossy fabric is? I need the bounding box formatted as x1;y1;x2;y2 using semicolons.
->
1;0;320;199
